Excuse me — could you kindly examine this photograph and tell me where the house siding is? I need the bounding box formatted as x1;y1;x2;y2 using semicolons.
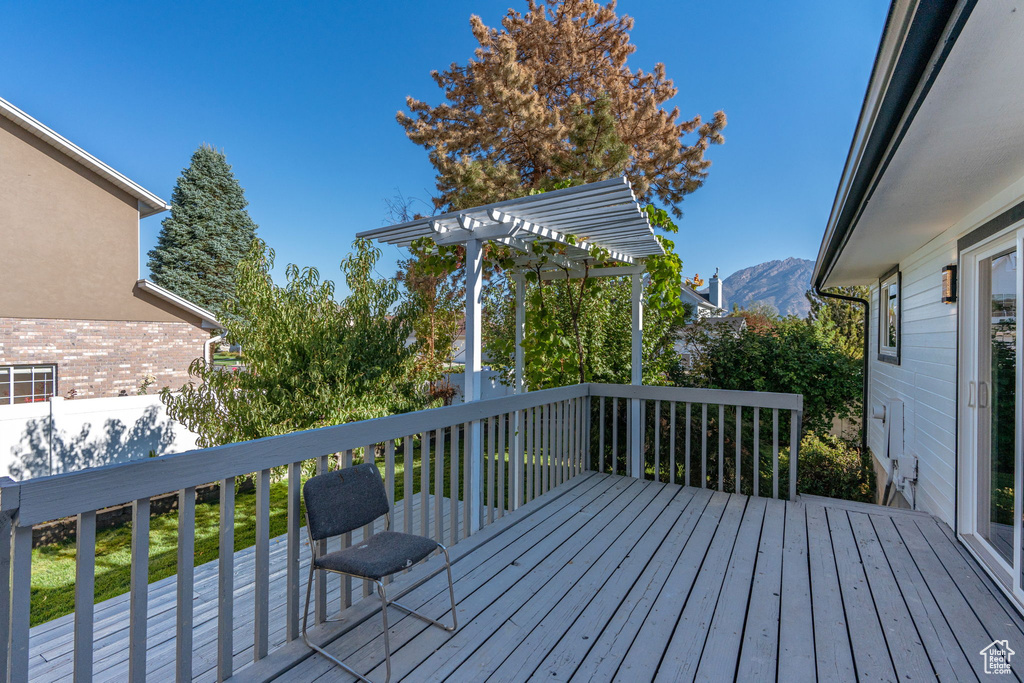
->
0;317;207;398
867;232;959;527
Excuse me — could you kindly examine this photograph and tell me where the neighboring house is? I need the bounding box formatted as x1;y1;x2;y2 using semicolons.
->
685;268;726;318
0;97;221;401
813;1;1024;603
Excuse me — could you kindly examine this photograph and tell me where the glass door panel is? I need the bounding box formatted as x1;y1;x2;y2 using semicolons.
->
977;250;1018;564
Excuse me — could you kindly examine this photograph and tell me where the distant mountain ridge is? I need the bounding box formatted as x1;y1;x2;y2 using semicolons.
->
704;257;815;317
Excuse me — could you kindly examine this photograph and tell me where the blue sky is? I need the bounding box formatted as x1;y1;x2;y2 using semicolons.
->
1;0;889;289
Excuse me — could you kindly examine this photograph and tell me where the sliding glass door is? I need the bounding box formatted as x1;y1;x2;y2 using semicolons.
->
961;229;1023;595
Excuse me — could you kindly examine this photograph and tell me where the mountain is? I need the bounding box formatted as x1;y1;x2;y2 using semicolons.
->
709;257;815;317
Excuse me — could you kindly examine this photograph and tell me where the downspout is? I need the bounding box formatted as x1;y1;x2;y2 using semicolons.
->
813;286;870;456
204;332;227;367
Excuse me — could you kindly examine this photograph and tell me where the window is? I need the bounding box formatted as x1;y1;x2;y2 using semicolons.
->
878;269;901;364
0;365;57;405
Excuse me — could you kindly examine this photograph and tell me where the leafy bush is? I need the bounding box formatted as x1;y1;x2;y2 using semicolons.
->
784;432;875;503
681;315;862;435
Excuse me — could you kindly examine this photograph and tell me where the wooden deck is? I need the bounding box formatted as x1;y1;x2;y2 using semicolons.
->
239;472;1024;682
27;472;1024;681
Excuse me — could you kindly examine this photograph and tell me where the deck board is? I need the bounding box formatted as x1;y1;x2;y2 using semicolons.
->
27;472;1024;682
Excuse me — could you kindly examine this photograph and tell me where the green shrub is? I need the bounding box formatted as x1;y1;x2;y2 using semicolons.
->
785;432;874;502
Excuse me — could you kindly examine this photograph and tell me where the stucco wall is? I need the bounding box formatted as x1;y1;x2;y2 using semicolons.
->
0;317;207;398
0;116;182;323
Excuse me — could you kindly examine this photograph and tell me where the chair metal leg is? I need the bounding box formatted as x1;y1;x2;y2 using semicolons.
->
300;546;458;682
376;580;392;683
301;563;373;683
388;545;457;632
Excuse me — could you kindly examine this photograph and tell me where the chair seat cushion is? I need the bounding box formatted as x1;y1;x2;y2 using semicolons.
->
314;531;439;580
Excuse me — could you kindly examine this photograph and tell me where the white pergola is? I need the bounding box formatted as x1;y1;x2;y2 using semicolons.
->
357;177;665;523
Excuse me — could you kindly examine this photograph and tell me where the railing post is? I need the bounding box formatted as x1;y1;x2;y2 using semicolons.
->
630;270;644;479
0;477;20;683
465;238;484;532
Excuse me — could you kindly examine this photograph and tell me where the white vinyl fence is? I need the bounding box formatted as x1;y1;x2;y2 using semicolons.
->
0;395;198;481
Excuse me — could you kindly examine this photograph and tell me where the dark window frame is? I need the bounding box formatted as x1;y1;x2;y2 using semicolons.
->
878;266;902;365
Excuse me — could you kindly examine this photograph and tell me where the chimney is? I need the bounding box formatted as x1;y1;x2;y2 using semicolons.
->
709;268;723;310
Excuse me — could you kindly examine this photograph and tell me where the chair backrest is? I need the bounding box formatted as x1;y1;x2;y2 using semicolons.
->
303;462;390;541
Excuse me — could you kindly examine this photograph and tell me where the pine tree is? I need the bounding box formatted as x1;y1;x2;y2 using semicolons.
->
147;145;258;318
397;0;726;215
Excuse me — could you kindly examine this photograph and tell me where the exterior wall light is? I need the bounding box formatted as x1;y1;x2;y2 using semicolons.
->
941;264;957;303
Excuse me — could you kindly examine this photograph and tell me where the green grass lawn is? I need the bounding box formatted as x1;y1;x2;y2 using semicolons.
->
28;434;502;627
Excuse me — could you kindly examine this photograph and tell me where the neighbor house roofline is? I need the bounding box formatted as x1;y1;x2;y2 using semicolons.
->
0;96;170;218
812;0;973;289
135;279;223;329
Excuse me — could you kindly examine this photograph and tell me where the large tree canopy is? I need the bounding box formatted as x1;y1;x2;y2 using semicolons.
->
398;0;726;215
147;145;258;318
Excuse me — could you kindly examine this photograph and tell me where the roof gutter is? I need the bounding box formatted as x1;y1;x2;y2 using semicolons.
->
813;0;974;290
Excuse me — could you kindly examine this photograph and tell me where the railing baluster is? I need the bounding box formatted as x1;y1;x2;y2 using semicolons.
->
685;403;692;488
639;398;646;480
404;436;414;534
363;444;376;598
534;406;542;497
514;409;524;509
498;413;506;518
526;407;534;503
653;400;661;483
421;431;430;540
177;486;196;679
286;464;301;640
450;425;459;545
129;497;150;682
612;398;619;476
669;402;677;485
577;397;584;474
773;408;780;499
218;477;234;680
314;456;328;622
584;395;592;472
599;396;606;474
74;510;96;682
254;470;270;661
340;450;353;609
463;421;472;538
434;429;444;544
487;417;495;525
735;406;742;494
384;441;396;586
790;409;802;500
701;403;708;489
753;410;760;498
718;404;725;492
9;524;31;683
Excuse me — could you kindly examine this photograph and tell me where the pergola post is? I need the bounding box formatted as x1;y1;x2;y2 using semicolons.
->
630;270;644;479
513;271;526;394
511;270;525;509
464;238;484;532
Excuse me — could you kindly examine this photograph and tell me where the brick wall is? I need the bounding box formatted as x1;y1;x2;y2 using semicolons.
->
0;317;210;397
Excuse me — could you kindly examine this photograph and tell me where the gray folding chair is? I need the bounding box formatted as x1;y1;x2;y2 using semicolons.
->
301;462;457;682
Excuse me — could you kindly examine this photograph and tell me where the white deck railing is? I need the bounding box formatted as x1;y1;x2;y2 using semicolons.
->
0;383;801;682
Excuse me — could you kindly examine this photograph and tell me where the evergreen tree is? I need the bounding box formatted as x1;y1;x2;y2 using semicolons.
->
147;145;258;317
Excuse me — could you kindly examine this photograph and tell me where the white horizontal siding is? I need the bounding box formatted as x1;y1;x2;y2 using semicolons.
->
867;233;958;526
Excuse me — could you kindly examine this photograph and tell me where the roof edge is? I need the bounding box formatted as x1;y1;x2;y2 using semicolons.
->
0;96;170;218
812;0;973;289
136;280;223;329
